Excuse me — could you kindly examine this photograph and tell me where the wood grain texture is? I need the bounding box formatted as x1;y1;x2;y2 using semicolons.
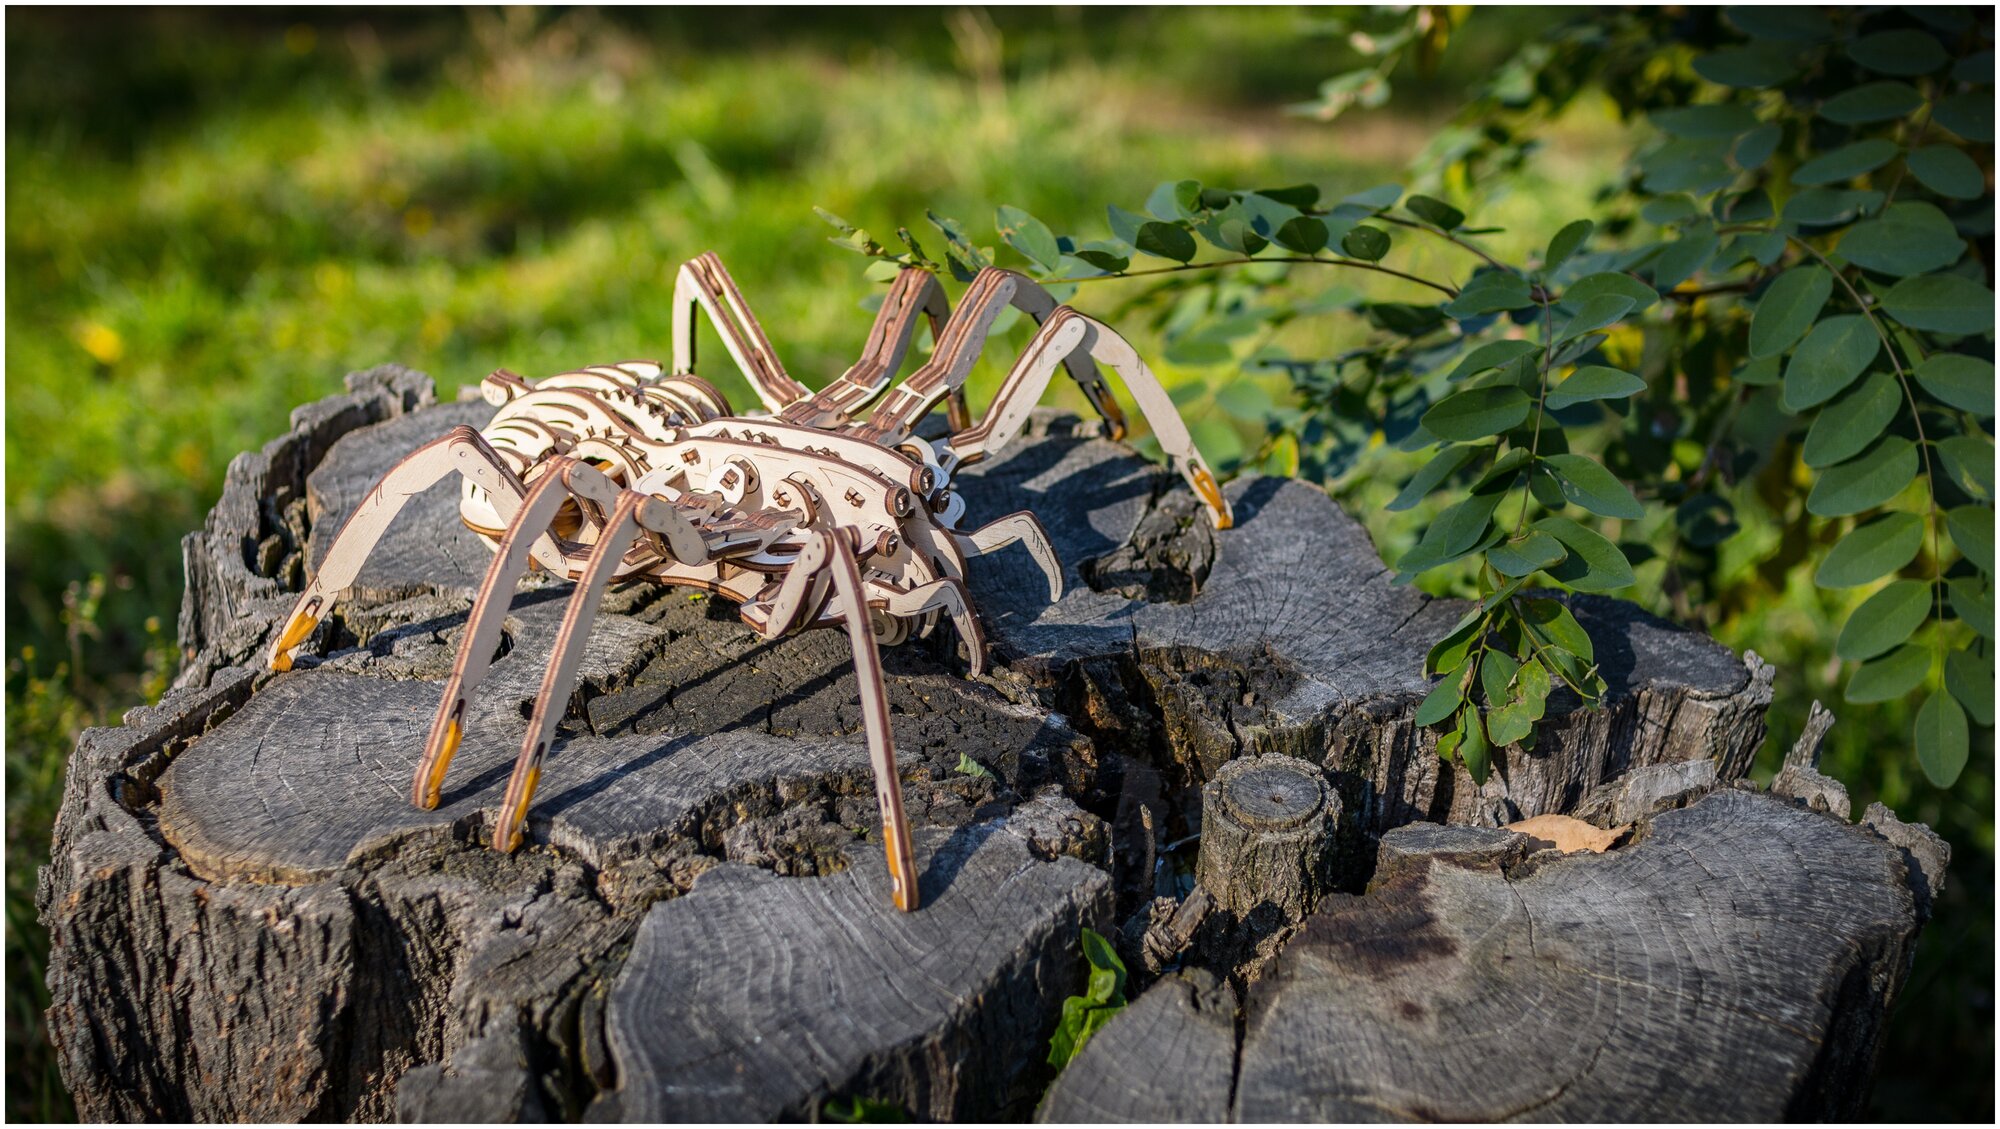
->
957;417;1775;834
40;382;1939;1123
1232;786;1928;1121
1035;969;1238;1123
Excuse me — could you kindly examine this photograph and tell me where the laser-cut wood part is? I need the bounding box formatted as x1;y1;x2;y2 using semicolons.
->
263;255;1232;911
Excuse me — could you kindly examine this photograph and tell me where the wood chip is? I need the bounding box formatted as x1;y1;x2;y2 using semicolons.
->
1505;813;1630;853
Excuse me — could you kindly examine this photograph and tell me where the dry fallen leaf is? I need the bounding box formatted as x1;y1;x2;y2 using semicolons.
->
1505;814;1630;854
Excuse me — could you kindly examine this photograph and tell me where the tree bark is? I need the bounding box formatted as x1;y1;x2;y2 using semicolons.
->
39;372;1941;1121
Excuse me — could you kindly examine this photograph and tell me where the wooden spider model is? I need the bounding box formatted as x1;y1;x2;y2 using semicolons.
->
268;253;1233;911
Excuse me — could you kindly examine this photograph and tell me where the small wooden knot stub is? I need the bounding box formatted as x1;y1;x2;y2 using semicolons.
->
1196;756;1340;921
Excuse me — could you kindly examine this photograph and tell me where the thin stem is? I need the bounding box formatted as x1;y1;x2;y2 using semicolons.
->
1375;214;1512;272
1514;295;1557;538
1050;255;1461;297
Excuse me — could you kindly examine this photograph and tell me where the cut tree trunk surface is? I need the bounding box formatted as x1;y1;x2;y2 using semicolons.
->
40;368;1944;1122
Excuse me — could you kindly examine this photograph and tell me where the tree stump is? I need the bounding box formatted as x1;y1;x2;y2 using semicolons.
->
39;367;1944;1121
1193;755;1339;921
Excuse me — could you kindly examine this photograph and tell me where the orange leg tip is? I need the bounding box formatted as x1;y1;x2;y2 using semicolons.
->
414;717;462;810
270;609;321;670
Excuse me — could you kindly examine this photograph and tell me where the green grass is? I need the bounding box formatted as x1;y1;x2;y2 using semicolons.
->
5;8;1988;1122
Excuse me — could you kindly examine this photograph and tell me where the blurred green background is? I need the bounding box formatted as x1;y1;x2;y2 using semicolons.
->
5;7;1989;1122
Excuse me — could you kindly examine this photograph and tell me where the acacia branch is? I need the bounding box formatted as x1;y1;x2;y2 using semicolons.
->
1052;255;1460;297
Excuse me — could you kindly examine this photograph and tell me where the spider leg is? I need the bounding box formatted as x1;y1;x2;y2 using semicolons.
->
671;251;812;413
268;426;565;672
491;488;685;851
820;527;921;911
782;267;953;428
950;511;1063;602
945;308;1234;529
879;577;988;677
411;458;618;810
851;268;1125;446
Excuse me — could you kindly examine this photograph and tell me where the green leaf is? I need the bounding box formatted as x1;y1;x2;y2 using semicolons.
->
1533;515;1637;591
1406;195;1465;230
862;259;904;282
1949;576;1995;639
1426;607;1486;675
996;206;1064;272
1516;658;1552;720
1175;181;1206;218
1521;597;1596;662
1782;315;1879;411
1838;202;1967;277
1489;530;1568;577
1341;183;1404;213
1555;295;1636;343
1807;436;1920;516
1399;491;1505;573
1803;373;1901;468
1074;246;1131;274
1945;648;1995;727
1544;219;1593;270
821;1096;910;1123
1915;692;1969;787
1947;505;1994;574
1368;302;1446;337
1793;139;1901;186
1783;187;1885;225
1734;123;1783;170
1845;643;1932;703
1388;444;1478;511
1547;366;1646;409
1821;81;1925;125
1907;145;1986;200
954;752;996;780
1836;579;1934;660
1543;453;1645;519
1936;433;1996;499
1735;355;1782;386
1444;273;1534;318
928;210;991;280
1447;339;1541;382
1563;271;1660;313
1144;181;1189;222
1848;29;1949;76
1458;706;1490;783
1273;216;1329;255
1882;274;1996;334
1936;91;1995;143
1749;266;1834;359
1255;184;1321;209
1342;225;1391;261
1651;226;1719;289
1134;221;1197;264
1485;699;1535;747
1694;44;1797;88
1816;512;1926;586
1726;6;1836;42
1914;354;1995;415
1651;105;1758;139
1415;674;1467;727
1106;204;1149;245
1954;48;1994;84
1422;387;1532;441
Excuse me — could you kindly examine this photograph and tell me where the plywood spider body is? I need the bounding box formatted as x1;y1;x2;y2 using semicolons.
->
269;254;1232;910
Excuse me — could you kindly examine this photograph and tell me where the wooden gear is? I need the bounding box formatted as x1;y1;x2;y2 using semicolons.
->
268;253;1233;912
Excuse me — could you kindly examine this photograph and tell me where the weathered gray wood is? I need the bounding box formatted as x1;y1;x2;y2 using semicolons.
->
959;417;1776;835
42;376;1938;1125
1036;969;1238;1124
1237;786;1928;1121
599;802;1111;1122
1194;755;1339;921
